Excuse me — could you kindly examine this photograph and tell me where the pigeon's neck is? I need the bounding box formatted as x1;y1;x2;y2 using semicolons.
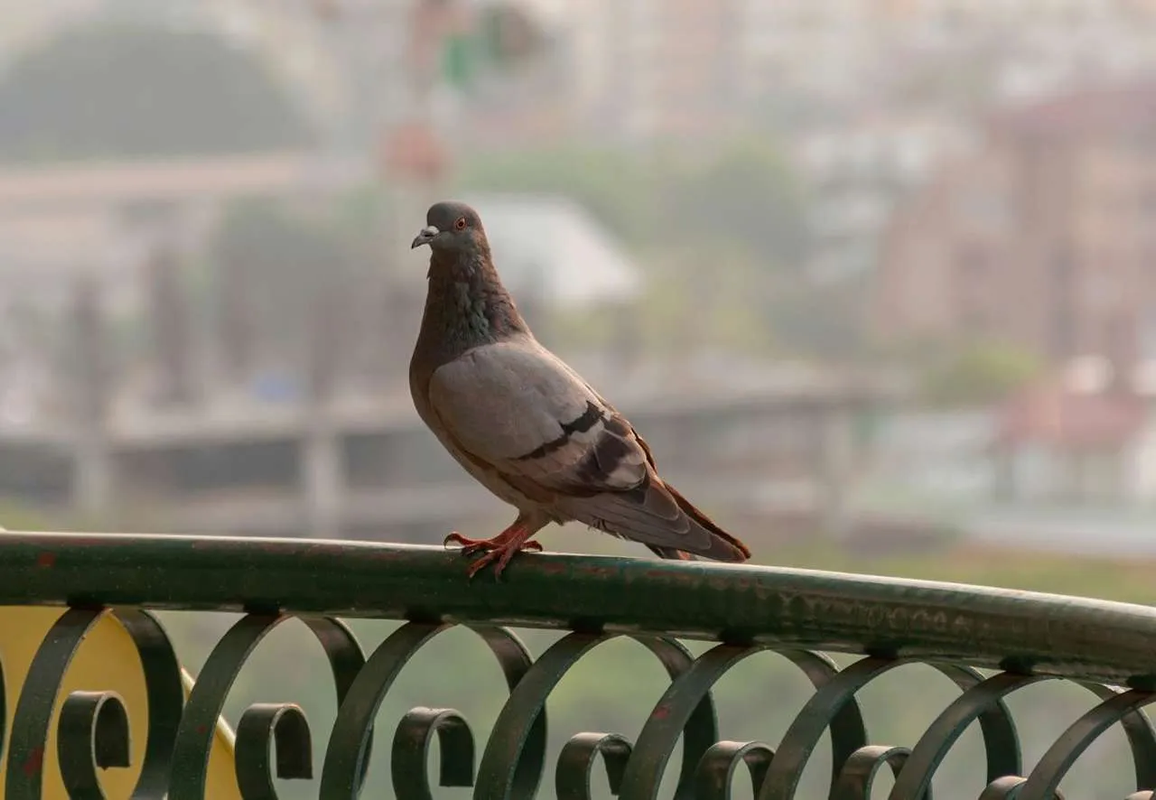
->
418;250;530;358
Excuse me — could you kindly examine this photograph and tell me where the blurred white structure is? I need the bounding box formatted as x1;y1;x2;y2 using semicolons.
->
459;192;642;308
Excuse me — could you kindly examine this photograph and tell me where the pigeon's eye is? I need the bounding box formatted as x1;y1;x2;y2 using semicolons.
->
454;217;468;231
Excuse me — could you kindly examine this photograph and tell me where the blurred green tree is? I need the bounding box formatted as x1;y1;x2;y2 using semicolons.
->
767;273;872;359
457;138;809;270
458;140;809;356
0;24;314;162
921;340;1046;407
458;146;655;243
662;137;810;268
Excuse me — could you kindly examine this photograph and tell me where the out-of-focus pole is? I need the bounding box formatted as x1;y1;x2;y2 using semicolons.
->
311;0;454;252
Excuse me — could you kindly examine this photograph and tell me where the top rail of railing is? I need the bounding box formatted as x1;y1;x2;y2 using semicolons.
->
4;531;1155;688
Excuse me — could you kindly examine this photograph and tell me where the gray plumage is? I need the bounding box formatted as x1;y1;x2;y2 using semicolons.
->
409;200;751;576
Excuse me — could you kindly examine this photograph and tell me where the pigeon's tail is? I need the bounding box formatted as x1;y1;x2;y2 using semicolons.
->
645;544;698;561
568;475;752;563
663;481;752;563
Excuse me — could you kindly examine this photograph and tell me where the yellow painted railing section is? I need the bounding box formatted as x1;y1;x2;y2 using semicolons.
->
0;607;240;799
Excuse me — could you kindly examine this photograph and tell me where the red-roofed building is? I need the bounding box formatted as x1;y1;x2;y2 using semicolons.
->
997;381;1148;452
994;374;1156;503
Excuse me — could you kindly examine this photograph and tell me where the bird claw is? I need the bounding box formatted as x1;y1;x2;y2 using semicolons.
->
442;531;472;550
463;545;539;581
443;531;507;555
442;531;542;580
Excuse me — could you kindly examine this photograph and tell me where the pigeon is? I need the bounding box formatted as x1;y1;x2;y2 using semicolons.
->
409;200;751;579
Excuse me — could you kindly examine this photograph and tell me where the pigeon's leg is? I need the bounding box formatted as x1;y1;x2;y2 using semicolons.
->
443;514;545;579
442;527;541;554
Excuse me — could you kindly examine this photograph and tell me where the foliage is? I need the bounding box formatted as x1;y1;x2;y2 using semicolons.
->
634;243;777;355
0;23;314;162
662;136;810;266
0;500;51;531
920;340;1046;407
766;272;873;359
457;145;656;243
456;138;810;272
456;139;809;356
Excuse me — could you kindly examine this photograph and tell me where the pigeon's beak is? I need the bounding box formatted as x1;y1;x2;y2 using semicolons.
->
411;225;438;249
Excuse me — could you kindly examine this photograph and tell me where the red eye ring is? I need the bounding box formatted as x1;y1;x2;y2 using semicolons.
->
454;217;467;231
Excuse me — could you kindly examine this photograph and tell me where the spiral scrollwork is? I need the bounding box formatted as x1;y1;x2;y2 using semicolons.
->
234;702;313;800
1017;688;1156;800
554;732;633;800
391;706;475;800
169;613;367;800
761;657;1021;800
477;631;720;799
693;739;775;800
891;672;1156;799
619;644;865;800
978;775;1031;800
319;621;542;798
832;745;922;800
56;690;131;800
5;606;184;800
3;536;1156;798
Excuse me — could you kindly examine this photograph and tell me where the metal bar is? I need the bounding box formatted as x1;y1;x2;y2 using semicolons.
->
1;531;1156;686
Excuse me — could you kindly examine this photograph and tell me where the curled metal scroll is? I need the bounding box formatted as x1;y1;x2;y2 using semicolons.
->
1017;688;1156;800
978;775;1031;800
5;607;183;800
977;776;1067;800
555;732;633;800
9;602;1156;798
57;690;131;800
618;644;865;800
5;607;103;800
475;631;719;799
235;702;313;800
761;656;1020;800
392;706;475;800
887;670;1040;800
892;673;1156;800
834;745;924;800
693;740;775;800
169;613;366;800
118;607;186;798
319;621;541;799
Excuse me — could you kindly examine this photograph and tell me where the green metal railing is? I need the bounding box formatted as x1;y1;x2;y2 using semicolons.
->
2;531;1156;798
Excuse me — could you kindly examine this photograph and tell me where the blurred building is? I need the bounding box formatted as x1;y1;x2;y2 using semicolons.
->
796;114;973;283
874;80;1156;367
548;0;1156;145
458;192;642;307
0;151;362;306
994;362;1156;505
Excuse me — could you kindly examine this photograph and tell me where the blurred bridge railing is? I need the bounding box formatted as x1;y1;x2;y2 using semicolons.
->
1;532;1155;798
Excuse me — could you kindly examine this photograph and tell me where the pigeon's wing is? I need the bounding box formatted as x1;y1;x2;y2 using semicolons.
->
426;338;747;561
426;338;648;495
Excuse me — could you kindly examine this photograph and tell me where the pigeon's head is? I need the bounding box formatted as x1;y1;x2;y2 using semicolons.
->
411;201;487;256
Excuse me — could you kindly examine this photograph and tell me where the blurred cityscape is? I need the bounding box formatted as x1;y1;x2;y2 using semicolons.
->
3;0;1156;559
8;4;1156;799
